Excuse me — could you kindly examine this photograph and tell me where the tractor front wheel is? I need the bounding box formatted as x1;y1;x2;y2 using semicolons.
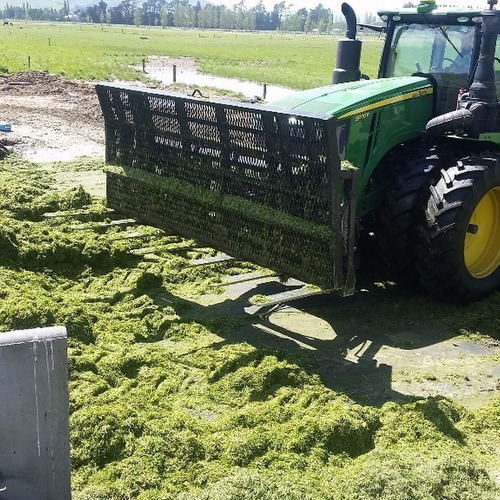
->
372;147;443;284
416;155;500;300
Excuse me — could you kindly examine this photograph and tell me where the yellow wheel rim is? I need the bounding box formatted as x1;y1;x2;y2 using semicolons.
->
464;187;500;278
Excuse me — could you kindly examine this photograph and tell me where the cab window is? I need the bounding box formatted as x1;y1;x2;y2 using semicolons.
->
388;23;475;77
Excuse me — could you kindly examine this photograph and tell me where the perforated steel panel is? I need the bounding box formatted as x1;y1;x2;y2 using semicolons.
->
96;83;351;290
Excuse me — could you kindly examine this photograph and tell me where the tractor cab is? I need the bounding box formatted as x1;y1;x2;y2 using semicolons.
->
377;2;483;116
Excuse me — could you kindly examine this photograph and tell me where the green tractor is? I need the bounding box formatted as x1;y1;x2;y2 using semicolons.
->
96;0;500;302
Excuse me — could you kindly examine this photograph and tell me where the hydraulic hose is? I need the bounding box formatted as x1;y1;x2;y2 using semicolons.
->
425;108;475;135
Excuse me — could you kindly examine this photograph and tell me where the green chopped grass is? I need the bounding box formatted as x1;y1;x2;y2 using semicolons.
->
0;153;499;499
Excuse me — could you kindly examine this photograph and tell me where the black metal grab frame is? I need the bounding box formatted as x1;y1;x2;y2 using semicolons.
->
96;83;356;293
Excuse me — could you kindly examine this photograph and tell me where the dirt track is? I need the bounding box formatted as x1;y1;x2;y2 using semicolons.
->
0;71;105;162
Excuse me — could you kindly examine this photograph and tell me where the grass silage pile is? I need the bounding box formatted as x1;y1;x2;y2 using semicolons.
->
0;154;499;499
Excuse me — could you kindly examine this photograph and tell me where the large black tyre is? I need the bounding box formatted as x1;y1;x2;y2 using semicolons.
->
416;155;500;301
372;148;445;284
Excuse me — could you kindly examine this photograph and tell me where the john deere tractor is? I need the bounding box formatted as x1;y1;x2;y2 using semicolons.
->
96;0;500;302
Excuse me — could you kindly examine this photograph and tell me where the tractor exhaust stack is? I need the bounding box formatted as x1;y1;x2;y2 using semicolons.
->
332;3;362;84
469;0;500;102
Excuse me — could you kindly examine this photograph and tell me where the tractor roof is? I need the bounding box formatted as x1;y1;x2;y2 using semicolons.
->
378;0;482;23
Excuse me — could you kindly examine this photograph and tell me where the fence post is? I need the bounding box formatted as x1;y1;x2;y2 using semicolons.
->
0;326;71;499
173;64;177;83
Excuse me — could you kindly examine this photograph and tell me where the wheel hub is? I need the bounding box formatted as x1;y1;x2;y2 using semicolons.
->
464;186;500;278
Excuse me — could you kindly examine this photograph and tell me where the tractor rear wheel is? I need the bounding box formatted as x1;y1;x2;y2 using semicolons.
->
416;155;500;300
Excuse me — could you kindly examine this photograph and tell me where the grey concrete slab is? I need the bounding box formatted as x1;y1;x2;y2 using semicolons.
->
0;326;71;500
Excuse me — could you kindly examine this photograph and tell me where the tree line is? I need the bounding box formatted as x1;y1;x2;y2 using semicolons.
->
1;1;383;32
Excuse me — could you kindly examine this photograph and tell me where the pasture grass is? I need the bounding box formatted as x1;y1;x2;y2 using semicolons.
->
0;153;499;499
0;23;383;87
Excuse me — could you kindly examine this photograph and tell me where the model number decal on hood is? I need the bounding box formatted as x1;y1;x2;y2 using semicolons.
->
355;112;370;121
338;87;433;120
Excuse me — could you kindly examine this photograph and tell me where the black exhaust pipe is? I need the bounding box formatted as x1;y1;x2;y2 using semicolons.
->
332;3;362;84
469;5;500;102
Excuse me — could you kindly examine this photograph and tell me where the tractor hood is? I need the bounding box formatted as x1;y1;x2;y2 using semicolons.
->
268;76;433;119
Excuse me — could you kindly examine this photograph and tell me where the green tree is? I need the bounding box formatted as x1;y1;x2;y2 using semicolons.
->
304;13;311;32
173;0;191;27
160;6;168;27
270;1;285;30
113;0;136;24
244;8;256;30
133;5;142;25
219;6;235;29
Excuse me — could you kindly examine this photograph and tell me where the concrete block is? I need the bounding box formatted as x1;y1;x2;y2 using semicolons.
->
0;326;71;500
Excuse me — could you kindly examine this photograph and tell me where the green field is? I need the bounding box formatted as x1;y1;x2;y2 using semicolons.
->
0;23;383;87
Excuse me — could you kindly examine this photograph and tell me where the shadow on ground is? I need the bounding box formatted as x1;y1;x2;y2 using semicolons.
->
146;276;500;408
